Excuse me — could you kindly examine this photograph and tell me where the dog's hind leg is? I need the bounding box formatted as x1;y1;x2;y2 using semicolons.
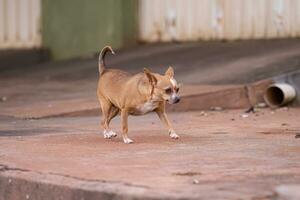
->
105;106;119;137
107;106;119;125
99;98;116;139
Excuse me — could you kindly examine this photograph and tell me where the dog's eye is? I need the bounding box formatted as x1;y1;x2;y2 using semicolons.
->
175;88;179;93
165;88;172;94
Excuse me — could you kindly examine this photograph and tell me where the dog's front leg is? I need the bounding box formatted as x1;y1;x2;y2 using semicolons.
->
121;109;133;144
155;109;179;139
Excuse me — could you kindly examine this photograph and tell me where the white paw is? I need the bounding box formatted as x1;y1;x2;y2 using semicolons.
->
103;130;117;139
123;137;134;144
169;131;179;139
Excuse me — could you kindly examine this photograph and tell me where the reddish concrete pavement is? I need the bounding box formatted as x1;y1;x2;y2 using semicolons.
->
0;108;300;199
1;39;300;199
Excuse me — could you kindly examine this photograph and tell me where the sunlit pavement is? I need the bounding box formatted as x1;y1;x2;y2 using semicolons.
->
0;108;299;199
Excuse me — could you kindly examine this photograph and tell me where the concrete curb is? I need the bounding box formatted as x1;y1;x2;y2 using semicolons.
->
0;80;273;119
0;165;191;200
168;79;272;112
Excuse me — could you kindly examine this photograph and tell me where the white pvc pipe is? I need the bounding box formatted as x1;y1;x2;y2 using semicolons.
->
264;83;296;107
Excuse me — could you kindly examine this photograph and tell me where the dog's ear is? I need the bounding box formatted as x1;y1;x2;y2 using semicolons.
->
165;66;174;78
144;68;157;85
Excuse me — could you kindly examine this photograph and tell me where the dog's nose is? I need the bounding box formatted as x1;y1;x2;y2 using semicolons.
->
174;96;180;104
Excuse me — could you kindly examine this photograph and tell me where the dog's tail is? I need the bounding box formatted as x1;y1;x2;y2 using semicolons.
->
98;46;115;75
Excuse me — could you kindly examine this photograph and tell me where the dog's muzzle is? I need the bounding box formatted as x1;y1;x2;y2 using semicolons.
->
169;93;180;104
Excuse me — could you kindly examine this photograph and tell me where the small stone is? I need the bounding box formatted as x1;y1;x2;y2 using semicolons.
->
0;96;7;102
254;108;259;113
200;111;208;116
256;102;267;108
8;179;12;183
210;107;223;111
26;194;30;199
193;179;199;184
241;114;249;118
281;106;289;111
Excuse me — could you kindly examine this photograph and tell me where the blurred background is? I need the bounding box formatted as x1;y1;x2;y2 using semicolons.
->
1;0;300;60
1;0;300;116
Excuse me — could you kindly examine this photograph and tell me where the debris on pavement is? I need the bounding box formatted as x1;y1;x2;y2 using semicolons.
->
210;106;223;111
256;102;267;108
241;113;249;118
245;106;255;113
0;96;7;102
295;133;300;139
199;111;208;116
193;179;200;184
278;106;289;111
244;103;266;113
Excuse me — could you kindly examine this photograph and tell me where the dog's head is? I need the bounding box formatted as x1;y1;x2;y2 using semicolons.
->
144;66;181;104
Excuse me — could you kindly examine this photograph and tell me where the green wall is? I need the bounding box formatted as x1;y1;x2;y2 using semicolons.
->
42;0;138;60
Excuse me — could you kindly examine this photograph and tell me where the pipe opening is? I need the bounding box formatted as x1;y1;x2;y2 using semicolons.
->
265;86;285;106
264;83;296;108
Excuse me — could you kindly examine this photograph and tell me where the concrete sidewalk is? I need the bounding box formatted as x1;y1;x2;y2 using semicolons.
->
0;109;300;199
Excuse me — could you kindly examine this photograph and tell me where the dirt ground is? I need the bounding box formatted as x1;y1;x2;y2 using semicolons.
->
0;108;300;199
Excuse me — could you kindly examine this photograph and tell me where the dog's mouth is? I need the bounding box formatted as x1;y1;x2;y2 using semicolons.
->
167;96;181;104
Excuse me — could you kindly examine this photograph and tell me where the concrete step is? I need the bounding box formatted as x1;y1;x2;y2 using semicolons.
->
0;80;272;119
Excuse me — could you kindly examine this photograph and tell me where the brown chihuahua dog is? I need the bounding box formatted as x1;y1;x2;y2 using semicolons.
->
97;46;180;144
